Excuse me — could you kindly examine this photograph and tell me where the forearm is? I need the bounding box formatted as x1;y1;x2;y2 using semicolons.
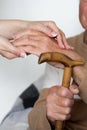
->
0;20;29;38
29;88;51;130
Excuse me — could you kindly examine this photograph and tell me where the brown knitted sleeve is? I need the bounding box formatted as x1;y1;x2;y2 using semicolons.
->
28;88;52;130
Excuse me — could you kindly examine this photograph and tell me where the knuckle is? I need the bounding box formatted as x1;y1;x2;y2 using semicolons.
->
43;36;49;42
65;99;74;107
62;115;69;121
64;99;71;107
61;88;68;96
65;108;71;114
47;110;52;119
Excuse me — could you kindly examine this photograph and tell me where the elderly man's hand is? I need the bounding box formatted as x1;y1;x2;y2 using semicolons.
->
46;85;79;123
13;29;83;60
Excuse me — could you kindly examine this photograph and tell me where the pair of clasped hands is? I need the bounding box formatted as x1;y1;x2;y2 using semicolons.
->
0;20;79;122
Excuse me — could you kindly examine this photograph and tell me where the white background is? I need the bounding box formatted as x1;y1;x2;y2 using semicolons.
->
0;0;84;123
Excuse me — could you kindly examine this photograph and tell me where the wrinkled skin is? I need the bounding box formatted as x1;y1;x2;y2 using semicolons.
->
79;0;87;29
0;20;71;59
46;85;79;122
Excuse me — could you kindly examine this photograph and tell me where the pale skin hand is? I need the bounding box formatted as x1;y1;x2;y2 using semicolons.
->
0;20;72;59
46;85;79;123
0;35;26;59
0;20;27;58
14;21;73;49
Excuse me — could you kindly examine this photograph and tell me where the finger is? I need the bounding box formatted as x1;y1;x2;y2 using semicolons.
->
13;36;46;56
13;29;44;40
47;105;71;121
14;23;57;39
57;96;74;107
48;86;72;98
13;35;39;47
42;21;60;35
0;36;25;57
20;45;41;56
43;21;73;50
70;84;79;95
42;21;67;48
6;42;27;58
31;22;57;37
7;43;21;56
60;32;74;49
56;87;73;99
57;34;65;48
0;50;17;59
56;30;73;49
47;103;71;116
13;35;46;50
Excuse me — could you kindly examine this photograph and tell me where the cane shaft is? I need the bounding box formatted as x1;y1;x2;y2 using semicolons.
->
55;67;72;130
62;67;72;88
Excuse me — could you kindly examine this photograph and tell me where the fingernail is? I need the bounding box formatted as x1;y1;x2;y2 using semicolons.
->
20;53;27;58
51;32;57;37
